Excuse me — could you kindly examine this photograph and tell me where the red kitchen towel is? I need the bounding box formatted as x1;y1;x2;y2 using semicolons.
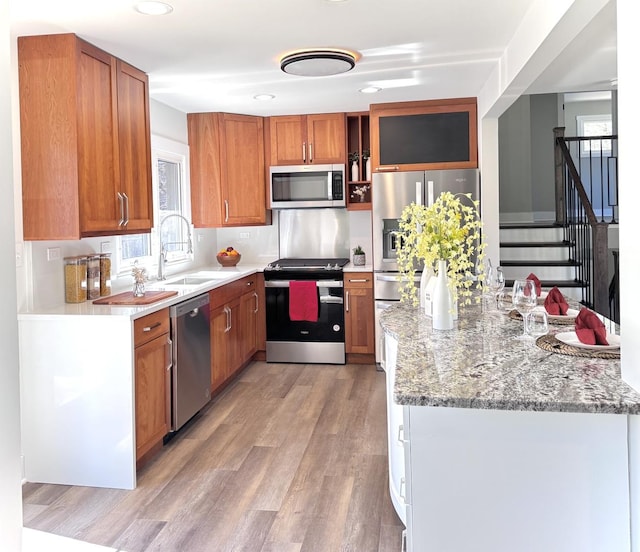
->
544;287;569;315
526;273;542;297
289;280;318;322
574;308;609;345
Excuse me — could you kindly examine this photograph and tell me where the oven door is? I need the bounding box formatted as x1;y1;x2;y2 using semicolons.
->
265;279;345;364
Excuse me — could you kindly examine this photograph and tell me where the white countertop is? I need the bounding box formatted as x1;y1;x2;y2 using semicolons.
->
18;264;265;321
344;263;373;272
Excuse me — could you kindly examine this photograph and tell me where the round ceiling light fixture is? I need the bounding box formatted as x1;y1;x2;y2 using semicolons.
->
134;1;173;15
254;94;275;101
280;49;358;77
359;86;381;94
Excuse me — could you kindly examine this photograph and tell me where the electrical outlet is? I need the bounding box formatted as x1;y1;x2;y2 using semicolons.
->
47;247;61;261
239;232;250;239
100;241;112;253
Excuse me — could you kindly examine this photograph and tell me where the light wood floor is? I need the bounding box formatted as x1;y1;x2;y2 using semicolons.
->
23;361;404;552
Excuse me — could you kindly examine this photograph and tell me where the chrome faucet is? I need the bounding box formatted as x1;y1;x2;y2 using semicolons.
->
158;214;193;280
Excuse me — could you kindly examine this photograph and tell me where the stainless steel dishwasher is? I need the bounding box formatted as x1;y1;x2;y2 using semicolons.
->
169;293;212;432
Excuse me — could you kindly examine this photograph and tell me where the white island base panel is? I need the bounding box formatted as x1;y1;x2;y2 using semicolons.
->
404;405;632;552
19;316;136;490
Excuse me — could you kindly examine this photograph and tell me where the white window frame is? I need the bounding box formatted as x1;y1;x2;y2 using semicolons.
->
577;114;612;156
116;135;191;276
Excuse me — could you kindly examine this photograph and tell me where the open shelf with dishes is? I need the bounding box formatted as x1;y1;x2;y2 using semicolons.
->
346;112;371;210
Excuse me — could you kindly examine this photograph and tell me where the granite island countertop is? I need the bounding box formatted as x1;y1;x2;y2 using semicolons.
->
380;300;640;415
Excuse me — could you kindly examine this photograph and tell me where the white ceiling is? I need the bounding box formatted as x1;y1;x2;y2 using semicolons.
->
9;0;617;117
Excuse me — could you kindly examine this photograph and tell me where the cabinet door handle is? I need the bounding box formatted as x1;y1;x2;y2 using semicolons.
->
397;424;405;444
165;337;173;430
117;192;125;226
246;281;253;286
348;278;368;283
399;477;406;501
122;192;129;226
224;200;229;223
345;290;350;312
302;142;306;163
308;142;313;163
143;321;162;332
224;306;232;332
166;337;173;372
253;292;258;313
376;165;400;172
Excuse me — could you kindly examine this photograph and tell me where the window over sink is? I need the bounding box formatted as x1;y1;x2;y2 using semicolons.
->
116;136;192;274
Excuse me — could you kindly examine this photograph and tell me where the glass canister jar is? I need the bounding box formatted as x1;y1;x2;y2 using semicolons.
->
99;253;112;296
64;256;87;303
86;254;101;300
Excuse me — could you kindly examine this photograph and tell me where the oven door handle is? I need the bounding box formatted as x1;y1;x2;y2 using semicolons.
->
319;295;343;304
375;274;421;283
265;280;344;288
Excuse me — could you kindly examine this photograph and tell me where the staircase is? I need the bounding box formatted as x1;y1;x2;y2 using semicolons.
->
499;222;587;302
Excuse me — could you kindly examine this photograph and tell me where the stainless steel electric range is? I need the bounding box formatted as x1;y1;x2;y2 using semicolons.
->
264;257;349;364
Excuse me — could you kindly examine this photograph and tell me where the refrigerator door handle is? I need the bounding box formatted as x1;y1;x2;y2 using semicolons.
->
427;180;434;206
416;182;422;206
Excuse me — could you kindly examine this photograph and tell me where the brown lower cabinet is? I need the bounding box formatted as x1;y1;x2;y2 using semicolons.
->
345;273;375;355
209;275;261;394
134;308;171;462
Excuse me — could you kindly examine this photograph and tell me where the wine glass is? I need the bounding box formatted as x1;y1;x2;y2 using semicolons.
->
486;265;505;311
512;279;537;338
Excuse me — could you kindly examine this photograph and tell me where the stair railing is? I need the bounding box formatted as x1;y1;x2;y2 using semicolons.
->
554;127;611;315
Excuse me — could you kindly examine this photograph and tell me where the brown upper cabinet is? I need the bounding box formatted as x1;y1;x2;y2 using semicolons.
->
267;113;346;166
188;112;267;227
18;33;153;240
370;98;478;172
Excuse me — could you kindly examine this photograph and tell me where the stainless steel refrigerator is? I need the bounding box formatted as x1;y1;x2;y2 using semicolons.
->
372;169;480;366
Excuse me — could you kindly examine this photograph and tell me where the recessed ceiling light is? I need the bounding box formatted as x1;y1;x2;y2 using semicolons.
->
134;1;173;15
360;86;381;94
280;49;358;77
254;94;275;101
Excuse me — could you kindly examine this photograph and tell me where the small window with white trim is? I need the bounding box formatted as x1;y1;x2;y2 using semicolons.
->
577;114;612;156
116;136;191;275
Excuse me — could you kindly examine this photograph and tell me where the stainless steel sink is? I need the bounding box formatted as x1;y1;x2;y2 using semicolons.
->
164;276;214;286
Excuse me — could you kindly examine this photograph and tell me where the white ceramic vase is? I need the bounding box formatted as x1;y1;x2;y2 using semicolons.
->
419;265;433;312
366;157;372;181
351;161;359;182
432;259;454;330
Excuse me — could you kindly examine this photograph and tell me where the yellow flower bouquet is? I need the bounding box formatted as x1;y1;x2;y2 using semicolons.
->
396;191;485;305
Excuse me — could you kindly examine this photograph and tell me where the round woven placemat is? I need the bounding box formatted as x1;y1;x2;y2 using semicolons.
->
535;333;620;359
508;309;575;326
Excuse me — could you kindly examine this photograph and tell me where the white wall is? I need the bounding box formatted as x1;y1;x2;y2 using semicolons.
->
1;15;24;552
618;2;640;393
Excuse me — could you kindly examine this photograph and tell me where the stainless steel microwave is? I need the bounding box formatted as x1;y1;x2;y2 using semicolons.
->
269;164;345;209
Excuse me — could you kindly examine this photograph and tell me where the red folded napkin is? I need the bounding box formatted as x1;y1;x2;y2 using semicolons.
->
544;287;569;315
574;308;609;345
526;273;542;297
289;280;318;322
